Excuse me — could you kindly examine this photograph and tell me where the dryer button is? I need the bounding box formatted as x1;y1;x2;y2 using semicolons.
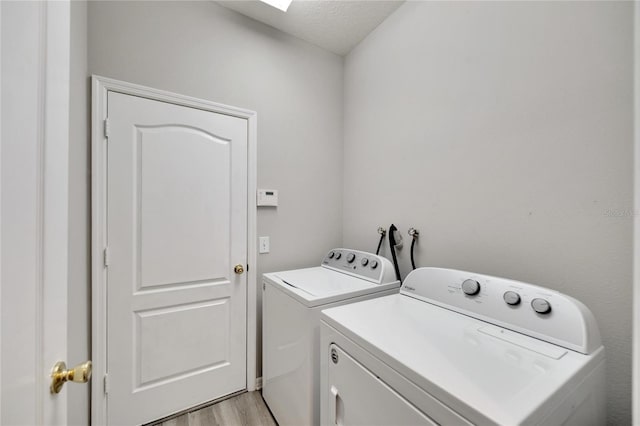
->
503;291;521;306
531;298;552;315
462;279;481;296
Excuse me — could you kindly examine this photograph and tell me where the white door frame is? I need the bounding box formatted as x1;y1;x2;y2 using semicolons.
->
633;1;639;422
91;76;258;425
1;1;70;424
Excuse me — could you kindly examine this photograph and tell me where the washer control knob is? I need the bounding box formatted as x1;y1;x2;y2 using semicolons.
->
346;253;356;263
328;251;335;259
531;298;552;314
335;252;342;260
503;291;521;306
370;260;378;269
461;279;481;296
361;258;369;266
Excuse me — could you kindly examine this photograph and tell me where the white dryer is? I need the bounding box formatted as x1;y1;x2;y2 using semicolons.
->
262;248;401;426
320;267;605;426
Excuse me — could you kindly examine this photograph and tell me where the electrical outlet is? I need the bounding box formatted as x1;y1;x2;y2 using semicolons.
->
259;236;270;254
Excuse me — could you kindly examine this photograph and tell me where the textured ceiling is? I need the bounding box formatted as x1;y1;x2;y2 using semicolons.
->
216;0;405;56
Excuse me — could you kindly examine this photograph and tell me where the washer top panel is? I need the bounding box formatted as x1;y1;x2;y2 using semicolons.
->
262;248;400;307
264;268;400;307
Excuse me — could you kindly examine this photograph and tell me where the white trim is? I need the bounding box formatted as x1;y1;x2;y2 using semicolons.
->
0;2;4;422
247;108;258;392
91;76;258;425
42;2;70;424
91;76;108;425
634;1;640;422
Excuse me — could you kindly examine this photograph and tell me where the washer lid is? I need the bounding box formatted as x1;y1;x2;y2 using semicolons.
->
264;268;399;307
321;294;604;425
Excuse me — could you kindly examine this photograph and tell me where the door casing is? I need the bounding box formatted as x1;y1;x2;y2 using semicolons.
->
91;76;258;425
633;2;640;421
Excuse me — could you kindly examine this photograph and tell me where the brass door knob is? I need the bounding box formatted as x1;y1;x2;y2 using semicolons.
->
50;360;92;394
234;264;245;274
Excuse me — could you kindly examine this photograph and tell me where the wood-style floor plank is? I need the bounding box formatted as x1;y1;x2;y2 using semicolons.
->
157;391;277;426
187;405;216;426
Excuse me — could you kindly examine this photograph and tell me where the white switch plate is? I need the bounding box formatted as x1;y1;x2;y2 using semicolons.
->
259;236;270;254
257;189;278;207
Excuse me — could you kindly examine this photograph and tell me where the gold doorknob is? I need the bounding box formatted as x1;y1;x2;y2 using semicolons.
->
234;264;245;274
50;360;92;394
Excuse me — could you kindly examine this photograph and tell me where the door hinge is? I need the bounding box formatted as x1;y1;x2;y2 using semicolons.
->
103;247;110;267
263;282;265;291
103;374;109;395
104;118;110;139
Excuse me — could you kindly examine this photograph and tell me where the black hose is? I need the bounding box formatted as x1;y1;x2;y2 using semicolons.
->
388;224;402;281
410;236;417;270
375;233;385;255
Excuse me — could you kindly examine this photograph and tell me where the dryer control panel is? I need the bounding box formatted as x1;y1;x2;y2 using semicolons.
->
401;268;602;355
322;248;397;285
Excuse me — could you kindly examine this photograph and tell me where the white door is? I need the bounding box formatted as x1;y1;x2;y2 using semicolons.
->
1;1;73;424
106;92;248;425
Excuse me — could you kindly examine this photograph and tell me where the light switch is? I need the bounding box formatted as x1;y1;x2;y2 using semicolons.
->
259;236;270;254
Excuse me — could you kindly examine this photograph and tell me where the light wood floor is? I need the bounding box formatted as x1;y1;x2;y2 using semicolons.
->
156;391;277;426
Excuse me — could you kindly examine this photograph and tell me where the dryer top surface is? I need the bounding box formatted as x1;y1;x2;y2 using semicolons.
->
321;293;604;425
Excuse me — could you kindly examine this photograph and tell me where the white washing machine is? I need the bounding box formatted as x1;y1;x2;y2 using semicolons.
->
320;267;606;426
262;248;401;426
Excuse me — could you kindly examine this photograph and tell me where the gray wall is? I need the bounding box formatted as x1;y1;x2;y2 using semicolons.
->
68;0;90;424
342;2;633;424
635;3;640;422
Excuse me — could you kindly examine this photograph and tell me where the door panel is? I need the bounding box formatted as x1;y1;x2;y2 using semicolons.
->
137;124;230;289
136;299;230;387
107;92;247;425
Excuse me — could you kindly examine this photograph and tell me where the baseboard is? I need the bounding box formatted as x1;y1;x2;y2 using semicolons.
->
255;376;263;390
